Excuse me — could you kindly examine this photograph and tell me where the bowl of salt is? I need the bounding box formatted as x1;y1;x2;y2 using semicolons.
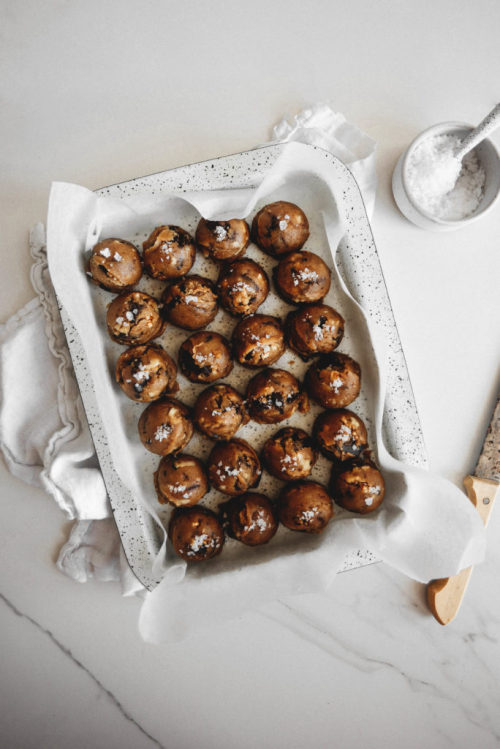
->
392;121;500;231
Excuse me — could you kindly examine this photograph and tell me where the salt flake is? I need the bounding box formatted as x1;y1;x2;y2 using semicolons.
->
214;225;228;241
154;424;172;441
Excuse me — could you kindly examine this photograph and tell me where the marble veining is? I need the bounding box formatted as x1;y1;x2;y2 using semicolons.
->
259;568;500;747
0;591;165;749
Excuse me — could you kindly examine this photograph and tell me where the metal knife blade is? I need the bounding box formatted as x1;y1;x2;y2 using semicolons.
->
474;395;500;482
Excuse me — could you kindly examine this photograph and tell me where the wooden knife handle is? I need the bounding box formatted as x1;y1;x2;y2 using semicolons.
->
426;475;499;625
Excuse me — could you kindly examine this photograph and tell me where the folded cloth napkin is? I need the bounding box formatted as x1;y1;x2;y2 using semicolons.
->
0;224;139;590
272;105;377;216
0;104;378;592
0;224;107;520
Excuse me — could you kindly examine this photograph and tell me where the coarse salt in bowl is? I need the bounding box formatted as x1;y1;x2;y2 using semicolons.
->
392;121;500;231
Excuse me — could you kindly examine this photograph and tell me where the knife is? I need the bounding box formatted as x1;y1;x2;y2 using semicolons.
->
426;395;500;625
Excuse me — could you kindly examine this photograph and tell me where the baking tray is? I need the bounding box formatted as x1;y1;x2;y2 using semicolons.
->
56;143;427;591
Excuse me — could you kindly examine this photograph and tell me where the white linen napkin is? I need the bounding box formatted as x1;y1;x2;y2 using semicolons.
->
272;105;377;216
0;224;138;590
0;104;378;591
0;224;107;520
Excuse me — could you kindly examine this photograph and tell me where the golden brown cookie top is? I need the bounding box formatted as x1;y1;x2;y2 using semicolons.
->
331;459;385;515
252;201;309;257
142;225;195;281
217;258;269;317
138;398;193;456
162;275;218;330
106;291;165;345
207;438;261;496
195;218;250;261
274;251;331;304
278;480;334;533
179;331;233;384
88;238;142;292
313;409;367;462
168;506;225;562
245;368;309;424
261;427;318;481
285;303;344;360
306;352;361;409
221;493;278;546
232;314;285;368
193;384;249;441
115;343;178;402
154;453;208;506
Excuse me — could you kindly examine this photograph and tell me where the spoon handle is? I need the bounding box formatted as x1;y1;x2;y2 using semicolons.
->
455;103;500;160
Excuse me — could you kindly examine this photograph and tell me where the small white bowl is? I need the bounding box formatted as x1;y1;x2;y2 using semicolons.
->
392;121;500;231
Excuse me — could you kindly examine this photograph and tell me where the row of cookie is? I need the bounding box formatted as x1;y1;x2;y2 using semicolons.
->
155;417;383;508
114;337;361;415
106;279;345;366
167;485;329;562
95;245;332;340
87;200;311;296
111;311;347;399
104;260;270;345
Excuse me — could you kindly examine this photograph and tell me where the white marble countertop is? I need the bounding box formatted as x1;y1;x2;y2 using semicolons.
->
1;2;500;747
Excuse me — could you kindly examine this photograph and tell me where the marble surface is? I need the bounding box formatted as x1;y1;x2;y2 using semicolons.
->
1;1;500;747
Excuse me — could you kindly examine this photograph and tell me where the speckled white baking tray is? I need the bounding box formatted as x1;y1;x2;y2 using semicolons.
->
58;143;427;591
